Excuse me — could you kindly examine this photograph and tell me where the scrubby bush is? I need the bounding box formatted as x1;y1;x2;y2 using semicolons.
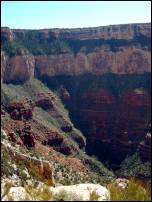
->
89;190;100;201
25;183;52;201
108;178;151;201
117;153;151;179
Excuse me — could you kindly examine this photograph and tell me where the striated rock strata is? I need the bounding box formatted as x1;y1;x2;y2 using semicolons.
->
1;23;151;83
1;23;151;170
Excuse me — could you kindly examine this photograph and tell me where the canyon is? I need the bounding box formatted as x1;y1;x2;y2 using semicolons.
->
1;23;151;177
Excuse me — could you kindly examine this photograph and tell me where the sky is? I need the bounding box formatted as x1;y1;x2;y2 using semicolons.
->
1;1;151;29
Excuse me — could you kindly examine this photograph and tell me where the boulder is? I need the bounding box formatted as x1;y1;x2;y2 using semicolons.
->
50;183;110;201
35;94;54;110
1;183;110;201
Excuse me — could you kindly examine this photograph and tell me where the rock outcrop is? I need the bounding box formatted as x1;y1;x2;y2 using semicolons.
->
2;23;151;41
18;124;35;148
1;47;150;83
35;92;54;110
35;47;150;77
7;101;33;120
3;55;35;84
1;23;151;83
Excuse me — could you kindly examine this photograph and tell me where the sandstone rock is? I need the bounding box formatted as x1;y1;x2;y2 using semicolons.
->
8;101;33;120
50;183;110;201
3;55;35;84
42;129;64;147
2;23;150;41
35;46;150;78
1;24;151;83
35;93;54;110
36;97;53;110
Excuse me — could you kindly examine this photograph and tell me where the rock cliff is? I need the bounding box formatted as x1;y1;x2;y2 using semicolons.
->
2;23;151;40
1;23;151;172
1;23;151;83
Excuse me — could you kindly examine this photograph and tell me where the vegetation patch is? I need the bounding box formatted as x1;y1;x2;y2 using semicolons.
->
108;178;151;201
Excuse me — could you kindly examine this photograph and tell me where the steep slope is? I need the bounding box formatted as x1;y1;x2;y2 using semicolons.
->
1;78;115;186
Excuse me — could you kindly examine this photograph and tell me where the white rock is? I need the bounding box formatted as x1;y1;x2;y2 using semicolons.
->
50;183;110;201
2;187;31;201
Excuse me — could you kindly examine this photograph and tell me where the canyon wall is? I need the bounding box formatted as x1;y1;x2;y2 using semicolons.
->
1;23;151;167
2;23;151;40
1;23;151;83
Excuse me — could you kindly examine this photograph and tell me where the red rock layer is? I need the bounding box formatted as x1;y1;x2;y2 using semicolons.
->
77;88;151;162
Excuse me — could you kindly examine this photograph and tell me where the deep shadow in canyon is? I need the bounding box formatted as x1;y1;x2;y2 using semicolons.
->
39;73;151;170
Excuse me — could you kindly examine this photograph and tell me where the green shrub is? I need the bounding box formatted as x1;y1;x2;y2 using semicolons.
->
108;178;151;201
89;190;100;201
1;150;14;177
117;153;151;178
1;181;12;200
25;184;52;201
